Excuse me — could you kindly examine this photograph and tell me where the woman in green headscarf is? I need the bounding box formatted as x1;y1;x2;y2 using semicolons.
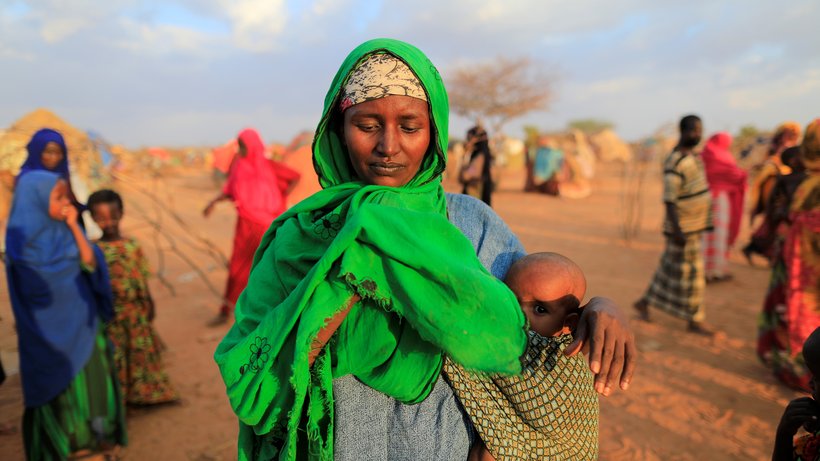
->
215;38;635;460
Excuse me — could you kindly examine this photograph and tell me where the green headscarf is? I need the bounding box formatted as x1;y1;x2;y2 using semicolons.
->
214;38;527;460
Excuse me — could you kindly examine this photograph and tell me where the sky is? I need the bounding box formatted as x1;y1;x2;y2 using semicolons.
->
1;0;819;147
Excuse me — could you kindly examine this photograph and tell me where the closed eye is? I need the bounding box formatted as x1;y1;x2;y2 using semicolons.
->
357;123;380;133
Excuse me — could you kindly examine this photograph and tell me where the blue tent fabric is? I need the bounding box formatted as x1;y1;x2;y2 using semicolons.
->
87;130;113;167
532;147;565;182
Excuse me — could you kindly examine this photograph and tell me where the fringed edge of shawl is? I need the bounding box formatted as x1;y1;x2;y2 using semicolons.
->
343;272;392;310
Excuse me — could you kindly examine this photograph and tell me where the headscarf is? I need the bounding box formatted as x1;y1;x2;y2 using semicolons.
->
18;128;70;180
214;38;527;460
222;128;294;225
771;121;802;156
17;128;85;221
791;118;820;212
339;52;427;110
700;132;747;245
4;171;113;407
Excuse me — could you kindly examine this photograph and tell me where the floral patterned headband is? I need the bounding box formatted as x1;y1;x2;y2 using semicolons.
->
339;53;427;111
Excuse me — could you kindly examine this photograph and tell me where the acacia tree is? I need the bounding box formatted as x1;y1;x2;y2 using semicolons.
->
447;57;553;136
567;118;614;134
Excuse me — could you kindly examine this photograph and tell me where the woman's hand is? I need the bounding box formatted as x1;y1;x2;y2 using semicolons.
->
564;296;636;396
203;201;216;218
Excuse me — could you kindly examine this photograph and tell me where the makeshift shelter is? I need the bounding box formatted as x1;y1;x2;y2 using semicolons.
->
0;108;105;180
211;140;237;175
589;128;633;163
279;131;321;207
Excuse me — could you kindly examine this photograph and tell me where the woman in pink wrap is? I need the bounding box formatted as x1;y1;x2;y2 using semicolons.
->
700;132;747;282
203;128;300;324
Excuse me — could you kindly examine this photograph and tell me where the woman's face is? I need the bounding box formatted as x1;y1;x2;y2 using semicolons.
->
237;139;248;158
41;142;65;170
343;95;431;187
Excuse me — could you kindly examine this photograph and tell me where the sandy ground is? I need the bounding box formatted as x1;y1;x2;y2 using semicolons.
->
0;161;800;460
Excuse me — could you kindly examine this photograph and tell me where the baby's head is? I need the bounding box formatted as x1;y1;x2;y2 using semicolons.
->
88;189;124;240
504;252;586;338
803;327;820;401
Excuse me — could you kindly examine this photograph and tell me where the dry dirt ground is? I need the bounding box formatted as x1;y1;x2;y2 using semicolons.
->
0;161;800;460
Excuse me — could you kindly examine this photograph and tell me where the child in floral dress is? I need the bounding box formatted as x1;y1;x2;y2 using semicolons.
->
88;189;178;406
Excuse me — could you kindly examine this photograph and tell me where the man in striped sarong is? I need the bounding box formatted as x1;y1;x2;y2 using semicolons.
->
634;115;715;335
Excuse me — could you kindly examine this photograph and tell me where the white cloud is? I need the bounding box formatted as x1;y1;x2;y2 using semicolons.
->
0;44;35;61
115;18;216;56
586;77;645;95
219;0;288;52
39;16;88;42
1;0;819;145
727;69;820;110
311;0;344;15
22;0;136;43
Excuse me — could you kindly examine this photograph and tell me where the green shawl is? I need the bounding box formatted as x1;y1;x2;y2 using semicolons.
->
214;38;527;460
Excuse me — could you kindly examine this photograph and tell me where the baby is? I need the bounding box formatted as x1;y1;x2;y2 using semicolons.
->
444;252;599;461
773;326;820;461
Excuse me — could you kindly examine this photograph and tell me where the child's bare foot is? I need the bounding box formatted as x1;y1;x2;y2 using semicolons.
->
687;321;716;337
633;299;650;322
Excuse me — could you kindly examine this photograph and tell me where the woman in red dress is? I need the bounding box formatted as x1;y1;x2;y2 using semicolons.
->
204;128;300;324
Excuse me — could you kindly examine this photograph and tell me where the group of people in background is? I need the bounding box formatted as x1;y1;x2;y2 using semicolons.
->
756;120;820;395
3;125;299;459
621;113;819;459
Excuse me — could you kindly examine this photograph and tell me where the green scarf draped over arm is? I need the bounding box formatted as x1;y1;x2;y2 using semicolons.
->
214;38;527;460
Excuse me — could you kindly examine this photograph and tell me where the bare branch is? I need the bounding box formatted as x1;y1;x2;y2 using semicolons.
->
447;57;553;133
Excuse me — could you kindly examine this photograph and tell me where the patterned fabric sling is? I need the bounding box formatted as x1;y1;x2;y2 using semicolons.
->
443;331;599;460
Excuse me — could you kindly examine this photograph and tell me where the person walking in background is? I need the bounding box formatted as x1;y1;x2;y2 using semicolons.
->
757;145;811;390
5;169;126;460
88;189;179;407
700;132;747;282
744;121;802;264
634;114;714;335
203;128;300;325
459;123;494;206
759;118;820;393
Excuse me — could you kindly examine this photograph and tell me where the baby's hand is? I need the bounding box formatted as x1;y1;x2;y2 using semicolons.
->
778;397;820;438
